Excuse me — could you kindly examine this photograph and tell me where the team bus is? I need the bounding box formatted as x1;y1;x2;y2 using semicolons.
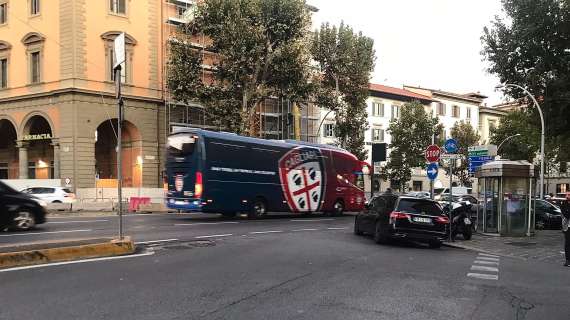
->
165;129;367;218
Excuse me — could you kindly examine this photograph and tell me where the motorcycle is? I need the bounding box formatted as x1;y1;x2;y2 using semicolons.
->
441;201;473;240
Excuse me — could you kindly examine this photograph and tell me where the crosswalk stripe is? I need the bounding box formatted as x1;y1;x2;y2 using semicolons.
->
476;256;500;262
473;260;499;266
471;265;499;273
467;273;499;280
478;253;500;258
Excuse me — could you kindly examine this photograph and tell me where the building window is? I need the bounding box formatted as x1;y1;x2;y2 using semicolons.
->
323;123;334;138
108;47;127;83
488;119;497;131
28;161;36;179
437;102;446;116
466;107;471;119
0;58;7;88
391;105;400;119
372;102;384;117
30;51;41;84
0;162;7;179
413;181;423;191
372;128;384;142
0;3;7;24
452;105;460;118
102;31;136;85
30;0;40;15
110;0;126;15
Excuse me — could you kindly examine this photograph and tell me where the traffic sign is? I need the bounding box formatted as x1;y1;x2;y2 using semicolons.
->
440;153;460;160
426;163;438;180
425;144;441;163
444;138;458;153
468;145;497;157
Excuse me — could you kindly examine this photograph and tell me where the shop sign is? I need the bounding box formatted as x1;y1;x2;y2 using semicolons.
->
23;133;52;141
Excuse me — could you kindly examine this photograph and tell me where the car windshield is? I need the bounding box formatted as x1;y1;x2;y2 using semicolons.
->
396;198;443;216
167;134;196;157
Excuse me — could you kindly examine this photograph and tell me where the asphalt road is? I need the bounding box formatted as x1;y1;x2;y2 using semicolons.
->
1;213;569;320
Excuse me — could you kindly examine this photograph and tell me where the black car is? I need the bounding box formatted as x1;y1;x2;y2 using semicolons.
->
533;199;563;230
0;181;47;231
354;194;449;248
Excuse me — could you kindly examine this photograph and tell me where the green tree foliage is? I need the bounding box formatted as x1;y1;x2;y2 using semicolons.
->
444;121;480;186
311;23;376;160
385;101;441;191
481;0;570;165
490;111;539;162
167;0;313;135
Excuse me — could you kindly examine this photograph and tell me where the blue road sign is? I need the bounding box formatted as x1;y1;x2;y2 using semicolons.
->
444;138;458;153
468;155;494;162
427;162;438;180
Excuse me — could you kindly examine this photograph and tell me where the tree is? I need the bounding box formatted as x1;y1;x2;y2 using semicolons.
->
481;0;570;165
489;110;539;162
444;121;480;186
167;0;314;135
384;101;441;192
311;23;376;160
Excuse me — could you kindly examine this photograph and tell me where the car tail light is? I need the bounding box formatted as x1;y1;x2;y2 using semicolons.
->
195;171;203;198
436;216;450;224
389;211;409;219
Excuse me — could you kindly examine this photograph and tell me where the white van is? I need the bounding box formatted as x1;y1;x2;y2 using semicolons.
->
434;187;472;200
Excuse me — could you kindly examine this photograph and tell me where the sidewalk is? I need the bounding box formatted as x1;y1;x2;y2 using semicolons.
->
445;230;566;265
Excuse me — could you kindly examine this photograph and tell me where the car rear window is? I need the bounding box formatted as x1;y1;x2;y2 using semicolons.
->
396;198;442;216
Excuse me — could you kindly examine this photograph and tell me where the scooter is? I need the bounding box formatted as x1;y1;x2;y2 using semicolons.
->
442;201;473;240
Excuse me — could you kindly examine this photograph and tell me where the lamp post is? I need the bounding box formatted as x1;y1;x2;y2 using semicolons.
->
496;84;545;199
497;133;522;154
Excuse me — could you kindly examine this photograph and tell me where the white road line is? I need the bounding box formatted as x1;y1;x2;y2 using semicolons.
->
291;228;319;232
476;256;500;262
327;227;347;230
46;220;109;224
0;251;156;273
290;219;335;222
135;239;179;245
467;273;499;280
471;265;499;273
175;222;240;226
249;230;283;234
194;234;233;239
0;229;93;237
478;253;500;258
473;260;499;266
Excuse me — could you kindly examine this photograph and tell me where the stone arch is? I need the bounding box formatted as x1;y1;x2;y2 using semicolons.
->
0;117;19;179
20;113;55;179
21;32;46;45
20;111;55;138
0;40;12;51
95;119;142;187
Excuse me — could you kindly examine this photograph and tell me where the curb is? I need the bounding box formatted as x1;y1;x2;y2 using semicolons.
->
0;237;136;269
442;241;528;261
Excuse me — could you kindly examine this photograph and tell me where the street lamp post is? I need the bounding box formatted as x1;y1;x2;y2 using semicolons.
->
497;133;522;154
496;84;545;199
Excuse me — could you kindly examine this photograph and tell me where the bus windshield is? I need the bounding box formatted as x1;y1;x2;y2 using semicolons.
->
168;134;197;157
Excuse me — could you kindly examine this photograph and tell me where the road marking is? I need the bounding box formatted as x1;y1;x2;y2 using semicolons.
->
194;234;233;239
0;251;156;273
478;253;500;258
136;239;179;245
249;230;283;234
291;228;319;232
0;229;93;237
471;265;499;273
327;227;347;230
476;256;500;262
175;222;240;226
467;273;499;280
46;220;109;224
290;218;335;222
473;260;499;266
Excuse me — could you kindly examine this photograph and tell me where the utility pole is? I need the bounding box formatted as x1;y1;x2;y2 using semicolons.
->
114;33;126;240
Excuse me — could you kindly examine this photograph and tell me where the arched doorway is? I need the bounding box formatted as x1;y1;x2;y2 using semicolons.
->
22;115;54;179
0;119;18;179
95;119;142;187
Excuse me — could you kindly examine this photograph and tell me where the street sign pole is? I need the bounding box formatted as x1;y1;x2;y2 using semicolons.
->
430;135;435;200
449;159;453;242
114;33;125;241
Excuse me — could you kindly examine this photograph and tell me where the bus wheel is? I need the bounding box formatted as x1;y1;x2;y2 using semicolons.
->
331;200;344;216
249;198;267;219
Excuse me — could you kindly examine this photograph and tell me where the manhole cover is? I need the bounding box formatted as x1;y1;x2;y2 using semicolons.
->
149;240;216;251
505;242;537;247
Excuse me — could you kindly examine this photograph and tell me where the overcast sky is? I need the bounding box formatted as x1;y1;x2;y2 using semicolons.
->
308;0;505;105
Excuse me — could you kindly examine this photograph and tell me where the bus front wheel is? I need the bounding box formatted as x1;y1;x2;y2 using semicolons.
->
248;198;267;219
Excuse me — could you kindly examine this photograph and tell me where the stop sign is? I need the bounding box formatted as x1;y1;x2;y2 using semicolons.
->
425;145;441;163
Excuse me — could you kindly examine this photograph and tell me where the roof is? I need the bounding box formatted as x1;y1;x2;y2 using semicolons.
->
404;85;486;104
368;84;435;103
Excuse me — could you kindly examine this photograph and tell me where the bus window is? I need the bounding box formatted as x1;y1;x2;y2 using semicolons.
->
168;135;196;157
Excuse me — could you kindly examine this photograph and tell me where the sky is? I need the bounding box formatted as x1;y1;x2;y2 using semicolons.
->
308;0;505;106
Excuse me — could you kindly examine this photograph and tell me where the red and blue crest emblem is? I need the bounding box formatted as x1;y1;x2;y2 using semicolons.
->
278;147;326;212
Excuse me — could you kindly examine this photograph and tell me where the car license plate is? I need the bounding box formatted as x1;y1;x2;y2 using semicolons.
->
464;218;471;225
413;217;431;223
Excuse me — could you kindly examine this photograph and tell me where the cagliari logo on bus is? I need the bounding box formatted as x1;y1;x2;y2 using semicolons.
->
278;147;326;212
175;175;184;192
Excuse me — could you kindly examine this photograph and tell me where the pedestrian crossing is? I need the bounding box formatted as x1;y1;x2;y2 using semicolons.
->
467;253;500;280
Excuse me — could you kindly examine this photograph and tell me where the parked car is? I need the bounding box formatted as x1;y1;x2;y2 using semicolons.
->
0;181;47;231
406;191;431;199
533;199;563;230
354;194;449;248
21;187;76;204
